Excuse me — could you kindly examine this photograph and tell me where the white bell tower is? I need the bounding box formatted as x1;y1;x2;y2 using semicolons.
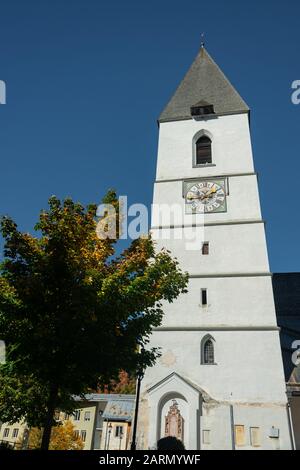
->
137;46;292;450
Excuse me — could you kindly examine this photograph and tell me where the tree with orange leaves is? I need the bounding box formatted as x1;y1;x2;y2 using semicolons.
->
26;421;84;450
0;191;188;449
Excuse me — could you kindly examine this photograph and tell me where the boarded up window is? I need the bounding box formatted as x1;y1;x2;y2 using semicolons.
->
250;427;261;447
202;429;210;444
234;425;245;446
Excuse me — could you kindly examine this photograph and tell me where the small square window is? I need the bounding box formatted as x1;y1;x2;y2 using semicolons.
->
73;410;81;421
202;242;209;255
115;425;124;438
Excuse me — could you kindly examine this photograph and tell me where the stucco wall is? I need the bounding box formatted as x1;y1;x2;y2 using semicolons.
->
154;277;278;328
156;114;254;181
144;330;286;402
139;110;292;450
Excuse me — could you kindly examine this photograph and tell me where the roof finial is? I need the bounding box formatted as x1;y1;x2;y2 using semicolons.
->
200;32;205;48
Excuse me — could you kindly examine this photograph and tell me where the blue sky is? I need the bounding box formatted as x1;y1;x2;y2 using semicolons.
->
0;0;299;272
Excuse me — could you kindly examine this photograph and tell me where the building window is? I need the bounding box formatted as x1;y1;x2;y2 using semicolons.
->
234;425;246;446
191;103;214;116
115;425;124;438
73;430;80;439
201;289;207;306
202;242;209;255
250;427;261;447
12;428;19;438
3;428;9;438
81;430;87;442
64;413;70;420
202;429;211;444
203;339;214;364
73;410;81;421
196;136;212;165
201;336;215;364
84;411;91;421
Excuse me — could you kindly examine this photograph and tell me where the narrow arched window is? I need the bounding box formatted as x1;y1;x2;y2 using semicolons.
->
196;136;212;165
202;338;214;364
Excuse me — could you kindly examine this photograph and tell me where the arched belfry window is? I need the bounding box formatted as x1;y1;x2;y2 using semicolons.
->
201;336;215;365
196;135;212;165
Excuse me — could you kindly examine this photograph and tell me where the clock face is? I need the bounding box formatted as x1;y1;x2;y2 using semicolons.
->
185;179;226;213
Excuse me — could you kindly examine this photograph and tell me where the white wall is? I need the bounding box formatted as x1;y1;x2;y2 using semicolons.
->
152;223;269;274
139;108;292;449
152;175;262;226
156;114;254;181
200;403;291;450
101;421;129;450
144;330;287;403
155;276;277;327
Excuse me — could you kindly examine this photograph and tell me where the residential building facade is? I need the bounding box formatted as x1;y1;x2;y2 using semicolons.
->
0;393;134;450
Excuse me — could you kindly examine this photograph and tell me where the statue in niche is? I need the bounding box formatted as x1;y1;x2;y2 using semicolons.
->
165;399;184;442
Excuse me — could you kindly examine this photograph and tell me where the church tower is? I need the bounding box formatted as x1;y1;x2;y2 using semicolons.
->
137;46;292;450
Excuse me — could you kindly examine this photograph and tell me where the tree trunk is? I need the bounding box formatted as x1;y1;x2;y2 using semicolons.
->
40;385;58;450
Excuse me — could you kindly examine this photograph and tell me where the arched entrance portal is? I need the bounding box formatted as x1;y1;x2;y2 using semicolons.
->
157;392;188;447
145;372;206;449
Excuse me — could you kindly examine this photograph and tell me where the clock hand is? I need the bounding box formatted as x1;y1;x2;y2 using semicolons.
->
187;186;217;201
206;186;217;196
186;193;201;200
200;186;217;200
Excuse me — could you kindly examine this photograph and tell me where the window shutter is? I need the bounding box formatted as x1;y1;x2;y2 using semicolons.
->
250;427;261;447
202;430;211;444
235;425;246;446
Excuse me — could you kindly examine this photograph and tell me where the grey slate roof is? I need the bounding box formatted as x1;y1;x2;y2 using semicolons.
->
159;47;249;122
102;398;135;422
75;393;135;402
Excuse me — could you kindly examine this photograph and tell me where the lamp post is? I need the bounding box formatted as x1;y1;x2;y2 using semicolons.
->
104;418;109;450
21;426;30;450
119;427;123;450
107;423;112;450
130;370;144;451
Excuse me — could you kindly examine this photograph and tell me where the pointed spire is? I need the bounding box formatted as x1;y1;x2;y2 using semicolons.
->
159;47;249;123
200;32;205;48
